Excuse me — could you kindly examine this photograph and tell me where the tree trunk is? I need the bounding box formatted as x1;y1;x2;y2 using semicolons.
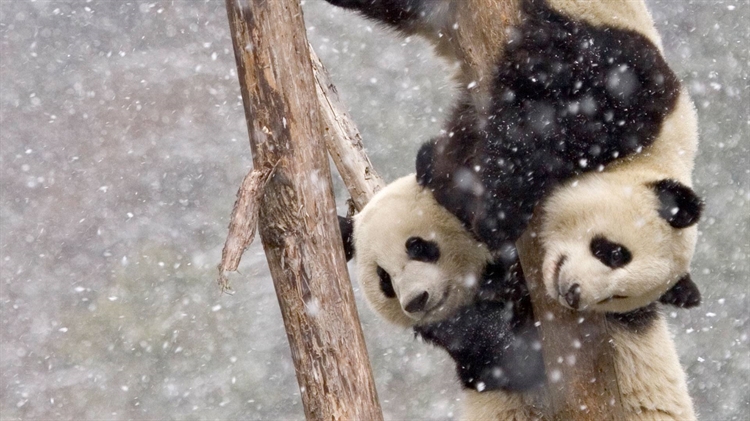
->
224;1;383;420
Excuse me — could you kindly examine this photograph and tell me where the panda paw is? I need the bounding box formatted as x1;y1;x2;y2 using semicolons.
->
659;274;701;308
414;301;545;392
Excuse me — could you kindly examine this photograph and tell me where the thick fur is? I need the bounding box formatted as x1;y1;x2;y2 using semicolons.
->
326;0;702;319
463;311;696;421
340;177;700;419
348;175;546;391
352;175;492;327
329;0;685;253
419;0;682;255
414;262;546;392
540;92;700;313
326;0;701;419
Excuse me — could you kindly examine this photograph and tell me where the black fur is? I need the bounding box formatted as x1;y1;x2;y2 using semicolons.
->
415;141;435;187
414;259;701;391
325;0;682;251
414;264;545;392
323;0;422;26
416;100;487;232
377;265;396;298
608;276;701;332
338;215;355;261
659;274;701;308
327;0;693;390
607;303;659;332
406;236;441;263
590;236;632;269
471;1;680;250
652;179;704;228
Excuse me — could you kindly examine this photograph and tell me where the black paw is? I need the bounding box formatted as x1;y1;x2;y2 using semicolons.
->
338;216;355;261
415;300;545;392
659;274;701;308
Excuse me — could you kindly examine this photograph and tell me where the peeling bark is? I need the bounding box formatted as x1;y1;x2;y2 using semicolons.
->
220;0;626;418
218;164;276;292
311;48;385;210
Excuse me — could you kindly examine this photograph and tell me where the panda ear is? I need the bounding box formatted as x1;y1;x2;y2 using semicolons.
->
650;179;704;228
416;140;435;187
659;274;701;308
338;216;355;261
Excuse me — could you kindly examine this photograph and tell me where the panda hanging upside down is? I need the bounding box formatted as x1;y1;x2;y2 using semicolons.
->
325;0;703;310
326;0;704;418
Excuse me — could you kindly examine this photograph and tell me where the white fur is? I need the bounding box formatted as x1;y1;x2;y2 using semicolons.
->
353;177;698;421
353;175;492;327
540;91;699;313
548;0;664;49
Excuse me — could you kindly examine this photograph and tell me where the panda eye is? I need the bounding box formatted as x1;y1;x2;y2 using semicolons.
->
376;265;396;298
405;237;440;263
590;236;632;269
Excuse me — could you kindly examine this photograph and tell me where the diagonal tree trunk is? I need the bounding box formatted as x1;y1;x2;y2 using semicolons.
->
224;1;382;419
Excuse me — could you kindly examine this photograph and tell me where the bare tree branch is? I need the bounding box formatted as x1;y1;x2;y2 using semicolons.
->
311;47;385;210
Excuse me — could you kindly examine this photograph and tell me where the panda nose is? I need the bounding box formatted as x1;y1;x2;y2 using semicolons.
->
404;291;430;313
565;283;582;309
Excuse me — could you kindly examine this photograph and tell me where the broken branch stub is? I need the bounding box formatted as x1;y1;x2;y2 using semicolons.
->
217;163;277;292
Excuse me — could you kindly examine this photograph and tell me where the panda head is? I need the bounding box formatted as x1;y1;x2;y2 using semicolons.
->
541;172;703;313
342;175;492;327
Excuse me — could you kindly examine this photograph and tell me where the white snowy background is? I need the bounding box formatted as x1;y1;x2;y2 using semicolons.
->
1;0;747;420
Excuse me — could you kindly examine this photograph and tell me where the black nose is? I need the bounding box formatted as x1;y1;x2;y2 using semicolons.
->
404;291;429;313
565;283;581;309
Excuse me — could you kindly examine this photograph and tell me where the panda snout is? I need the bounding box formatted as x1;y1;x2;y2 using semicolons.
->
563;283;582;309
404;291;430;313
557;279;582;309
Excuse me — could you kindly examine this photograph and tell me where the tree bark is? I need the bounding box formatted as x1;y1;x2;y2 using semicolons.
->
310;48;385;211
224;1;382;420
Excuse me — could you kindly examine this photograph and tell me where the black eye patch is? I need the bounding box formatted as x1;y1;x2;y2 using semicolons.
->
376;265;396;298
405;237;440;263
651;179;704;229
590;236;632;269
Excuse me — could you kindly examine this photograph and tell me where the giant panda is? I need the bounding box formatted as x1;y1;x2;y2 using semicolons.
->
323;0;704;315
340;174;547;392
340;174;702;420
325;0;704;418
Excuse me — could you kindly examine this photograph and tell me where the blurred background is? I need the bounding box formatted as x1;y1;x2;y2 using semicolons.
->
1;0;747;419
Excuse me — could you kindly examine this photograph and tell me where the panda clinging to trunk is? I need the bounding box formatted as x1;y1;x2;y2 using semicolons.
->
326;0;704;419
325;0;703;308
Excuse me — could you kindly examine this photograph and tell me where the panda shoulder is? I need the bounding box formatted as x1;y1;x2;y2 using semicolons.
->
545;0;664;49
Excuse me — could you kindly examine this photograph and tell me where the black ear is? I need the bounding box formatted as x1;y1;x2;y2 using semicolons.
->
651;179;704;228
659;274;701;308
416;140;435;187
338;216;355;261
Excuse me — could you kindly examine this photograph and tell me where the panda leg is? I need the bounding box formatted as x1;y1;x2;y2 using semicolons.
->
461;390;543;421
